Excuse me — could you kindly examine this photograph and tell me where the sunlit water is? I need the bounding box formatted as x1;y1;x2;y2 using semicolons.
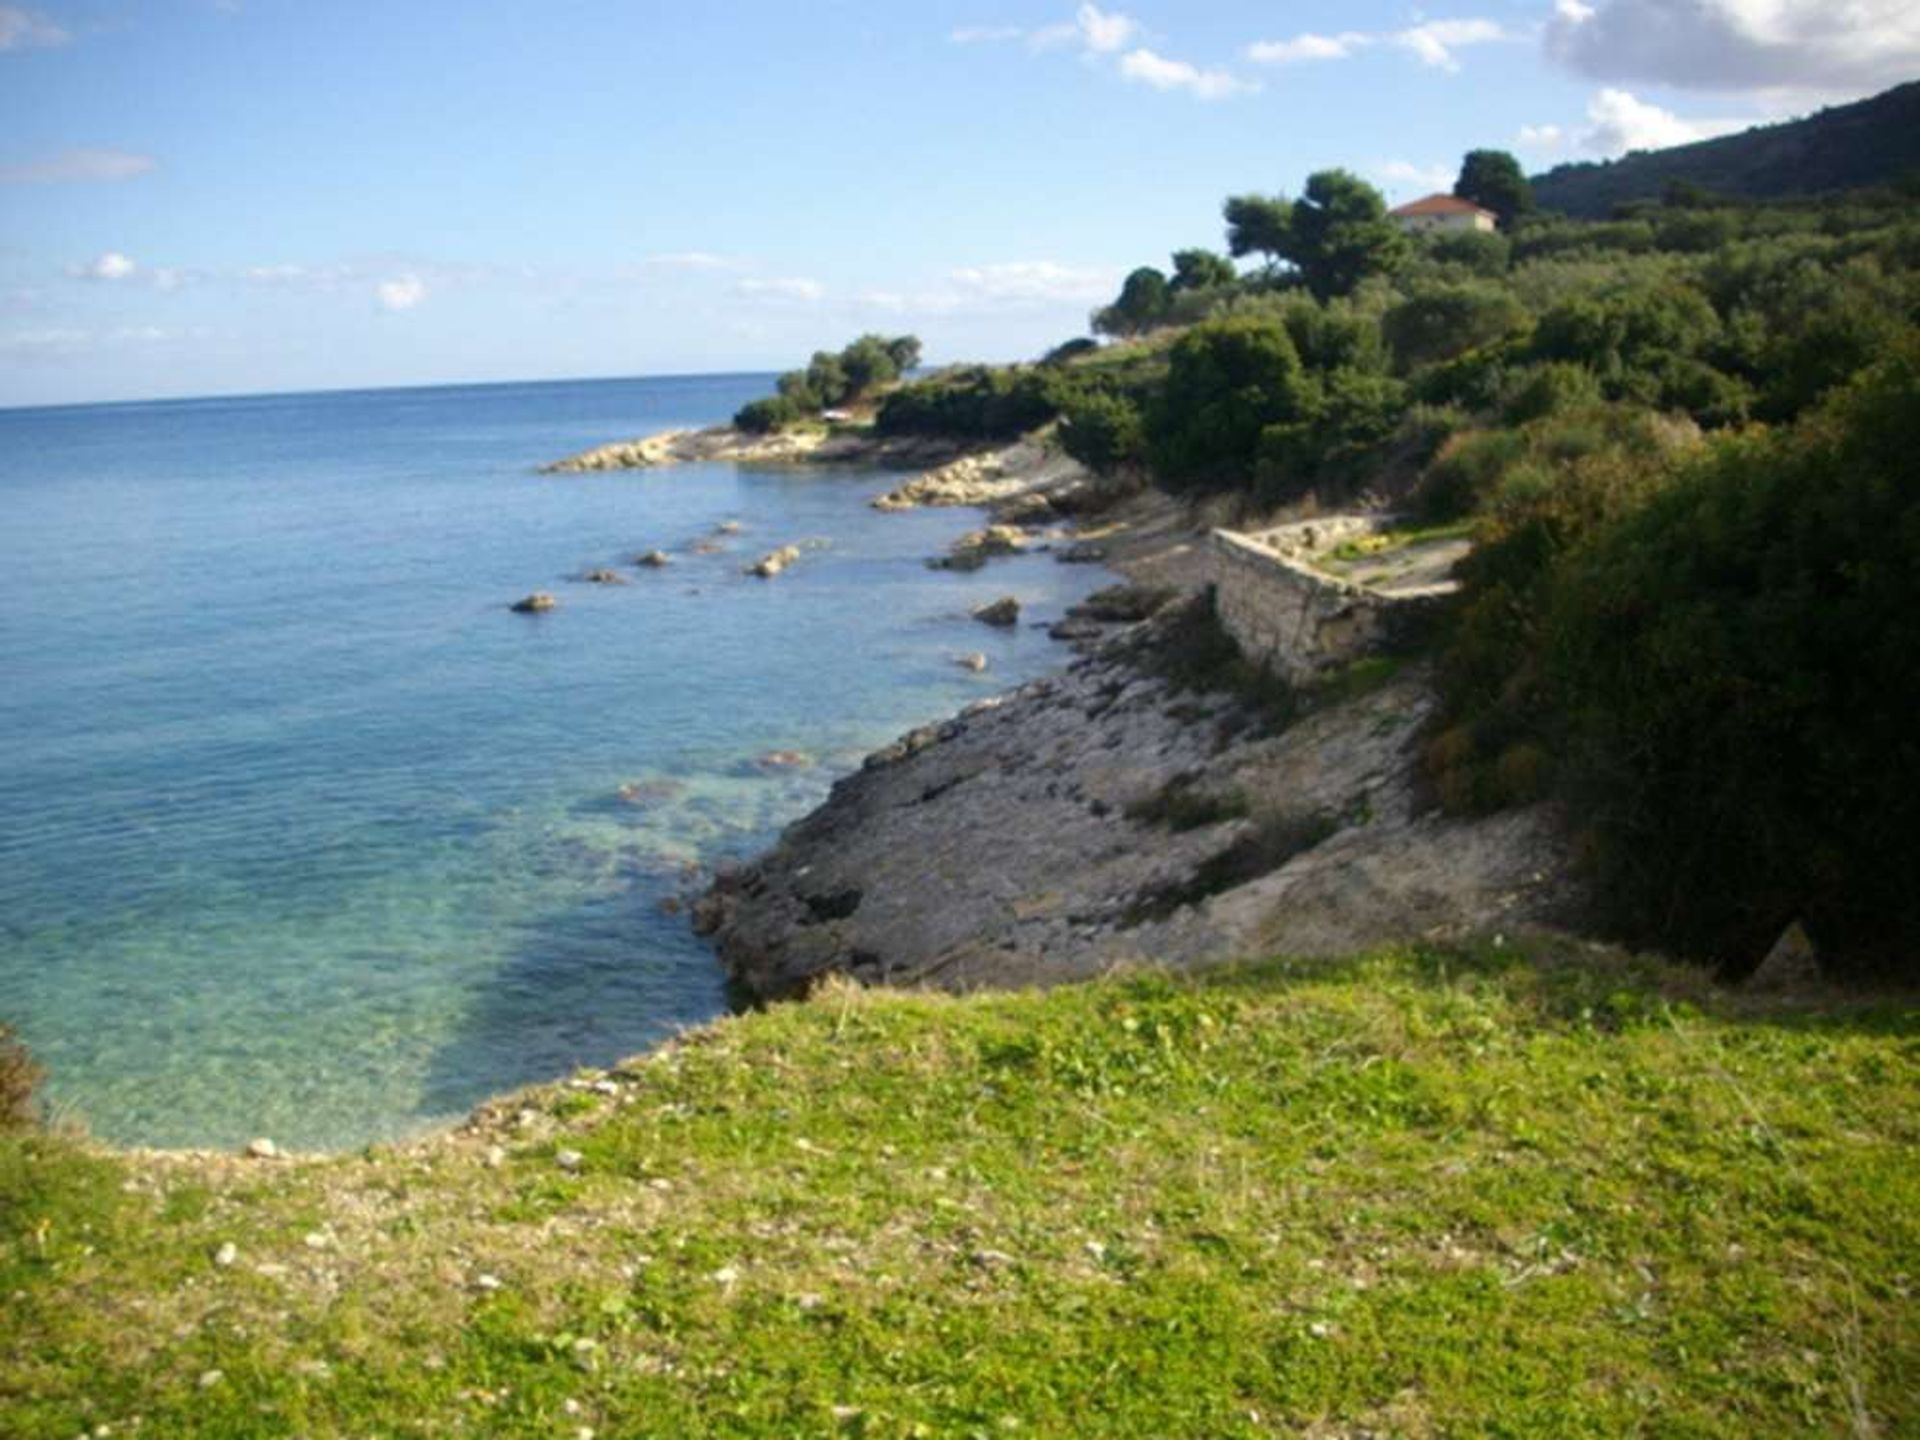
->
0;375;1110;1149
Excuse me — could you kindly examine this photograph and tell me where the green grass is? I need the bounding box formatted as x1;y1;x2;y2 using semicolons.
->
2;939;1915;1437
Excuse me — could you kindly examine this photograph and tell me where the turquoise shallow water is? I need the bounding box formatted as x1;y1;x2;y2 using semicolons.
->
0;375;1109;1150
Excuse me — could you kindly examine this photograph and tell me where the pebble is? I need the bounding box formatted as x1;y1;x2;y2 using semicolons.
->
475;1273;503;1292
555;1149;584;1173
197;1370;223;1389
243;1137;277;1160
302;1231;330;1251
212;1242;238;1268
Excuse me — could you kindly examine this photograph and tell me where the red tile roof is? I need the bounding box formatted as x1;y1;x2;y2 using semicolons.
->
1388;193;1497;219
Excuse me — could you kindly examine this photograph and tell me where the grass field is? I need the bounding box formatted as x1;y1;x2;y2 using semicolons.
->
3;937;1914;1437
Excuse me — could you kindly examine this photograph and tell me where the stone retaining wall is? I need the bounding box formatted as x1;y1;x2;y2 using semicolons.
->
1210;519;1450;684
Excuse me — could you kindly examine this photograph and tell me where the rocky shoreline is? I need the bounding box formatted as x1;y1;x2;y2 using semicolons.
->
539;421;973;474
692;597;1578;1000
659;427;1582;1002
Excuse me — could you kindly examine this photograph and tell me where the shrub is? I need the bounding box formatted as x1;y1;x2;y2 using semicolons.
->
1145;315;1316;493
1501;362;1604;425
874;366;1059;439
734;396;801;433
1545;344;1920;975
1382;285;1529;371
1057;389;1145;474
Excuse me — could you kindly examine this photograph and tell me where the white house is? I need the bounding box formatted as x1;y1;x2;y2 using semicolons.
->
1388;193;1499;234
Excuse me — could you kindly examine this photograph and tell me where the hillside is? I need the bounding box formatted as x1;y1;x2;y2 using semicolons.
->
1532;80;1920;216
3;938;1915;1437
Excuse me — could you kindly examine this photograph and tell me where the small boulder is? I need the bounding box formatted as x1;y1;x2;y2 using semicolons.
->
510;592;557;614
213;1241;239;1268
955;653;989;673
714;519;743;535
244;1137;278;1160
971;596;1021;628
748;545;803;578
635;550;673;568
581;568;626;585
688;539;724;555
555;1148;584;1173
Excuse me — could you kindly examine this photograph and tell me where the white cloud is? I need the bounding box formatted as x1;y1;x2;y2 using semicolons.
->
73;252;138;282
853;260;1121;317
1516;122;1568;153
1545;0;1920;96
1118;47;1255;100
1245;32;1368;64
0;326;89;354
375;275;426;311
734;276;825;303
1576;87;1751;155
0;5;66;50
0;149;158;184
1246;17;1513;73
1395;19;1510;71
947;260;1118;305
1030;3;1140;53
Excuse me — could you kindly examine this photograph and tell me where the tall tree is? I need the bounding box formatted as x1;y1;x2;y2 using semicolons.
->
1453;149;1534;230
1223;194;1293;264
1284;169;1409;301
1094;266;1172;336
1225;173;1406;300
1169;248;1237;292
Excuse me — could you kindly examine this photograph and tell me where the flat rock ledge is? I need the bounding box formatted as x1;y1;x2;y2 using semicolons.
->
694;608;1579;1001
540;425;970;474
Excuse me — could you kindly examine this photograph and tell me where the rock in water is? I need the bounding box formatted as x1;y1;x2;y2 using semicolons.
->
748;545;803;578
635;550;672;568
956;653;990;672
510;592;557;614
971;596;1021;627
581;568;626;585
715;519;743;535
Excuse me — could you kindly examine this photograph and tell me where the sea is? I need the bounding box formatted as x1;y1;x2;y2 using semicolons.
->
0;374;1111;1150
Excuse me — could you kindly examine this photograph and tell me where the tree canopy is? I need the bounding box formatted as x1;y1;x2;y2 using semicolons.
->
1224;170;1407;300
1453;149;1533;230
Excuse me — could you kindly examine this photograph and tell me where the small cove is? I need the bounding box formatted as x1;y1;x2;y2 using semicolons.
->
0;375;1112;1149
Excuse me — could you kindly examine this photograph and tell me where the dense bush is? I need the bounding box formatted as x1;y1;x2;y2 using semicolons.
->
874;365;1060;440
732;334;920;432
1382;285;1529;370
1545;348;1920;974
1057;389;1146;474
1144;316;1316;492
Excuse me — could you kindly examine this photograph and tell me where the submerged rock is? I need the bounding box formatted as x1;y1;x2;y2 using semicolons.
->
971;596;1021;628
714;519;743;535
956;653;990;673
754;750;813;771
581;568;626;585
635;550;673;568
510;592;557;614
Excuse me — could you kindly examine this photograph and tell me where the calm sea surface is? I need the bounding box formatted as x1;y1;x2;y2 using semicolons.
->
0;375;1109;1149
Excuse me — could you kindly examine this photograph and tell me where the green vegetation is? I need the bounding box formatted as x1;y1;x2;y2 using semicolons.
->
1531;79;1920;218
4;941;1913;1437
0;1024;41;1133
1453;148;1534;230
1225;168;1409;301
733;334;921;433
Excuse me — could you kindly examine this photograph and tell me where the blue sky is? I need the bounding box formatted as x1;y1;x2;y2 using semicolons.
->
2;0;1912;406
